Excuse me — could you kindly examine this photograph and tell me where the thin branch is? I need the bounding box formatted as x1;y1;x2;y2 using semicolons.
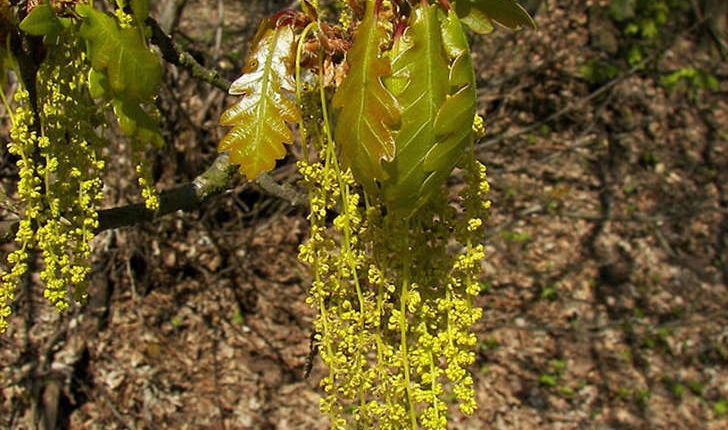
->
145;16;231;91
255;173;308;208
1;153;306;242
86;153;234;232
97;154;306;233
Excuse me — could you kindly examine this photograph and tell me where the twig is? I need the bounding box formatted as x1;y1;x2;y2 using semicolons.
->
95;153;306;233
145;16;231;92
255;173;308;208
96;153;233;232
1;153;306;243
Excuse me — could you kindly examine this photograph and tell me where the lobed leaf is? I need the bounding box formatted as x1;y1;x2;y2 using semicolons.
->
218;25;300;180
19;2;64;38
454;1;494;34
382;3;450;213
332;0;400;192
77;5;161;102
454;0;536;34
107;28;161;101
379;7;476;217
421;10;477;197
76;4;162;146
77;5;119;71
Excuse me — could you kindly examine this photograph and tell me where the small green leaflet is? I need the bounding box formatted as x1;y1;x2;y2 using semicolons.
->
454;0;536;34
112;97;164;147
218;24;300;180
76;5;161;102
421;9;477;199
76;4;162;146
88;68;163;147
87;69;110;100
19;2;68;39
382;3;450;214
332;0;400;192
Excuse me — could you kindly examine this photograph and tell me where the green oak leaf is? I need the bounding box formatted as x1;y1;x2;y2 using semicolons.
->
112;97;164;147
332;0;400;192
382;3;450;214
454;0;536;34
422;10;477;193
19;2;64;38
77;5;160;102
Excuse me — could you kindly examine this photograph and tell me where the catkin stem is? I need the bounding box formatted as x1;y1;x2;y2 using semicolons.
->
398;231;418;429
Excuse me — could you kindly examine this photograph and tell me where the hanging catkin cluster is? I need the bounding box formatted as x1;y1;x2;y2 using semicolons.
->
297;143;489;429
1;0;163;331
280;1;519;426
1;36;105;331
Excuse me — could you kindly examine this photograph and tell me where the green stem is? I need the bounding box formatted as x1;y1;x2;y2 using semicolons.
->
295;21;319;162
294;22;339;424
319;57;370;415
430;358;440;423
397;227;418;429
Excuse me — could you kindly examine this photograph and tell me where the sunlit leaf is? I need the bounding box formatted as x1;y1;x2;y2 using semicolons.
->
422;10;476;190
332;0;400;191
454;0;536;34
19;2;63;37
77;5;161;102
382;3;450;213
454;2;495;34
380;7;476;217
218;25;300;180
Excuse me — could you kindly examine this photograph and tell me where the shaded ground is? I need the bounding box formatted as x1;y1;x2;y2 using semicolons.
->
1;0;727;429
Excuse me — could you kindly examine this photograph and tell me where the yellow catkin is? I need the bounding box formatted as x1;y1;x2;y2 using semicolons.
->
0;87;39;333
1;32;106;331
298;109;489;429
